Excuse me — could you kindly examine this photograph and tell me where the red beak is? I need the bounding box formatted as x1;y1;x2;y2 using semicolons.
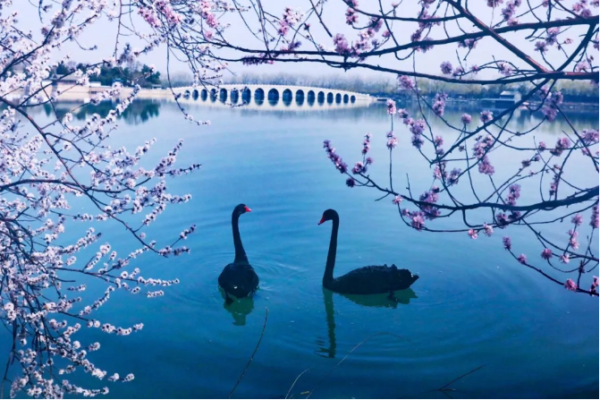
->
318;216;325;225
244;206;252;212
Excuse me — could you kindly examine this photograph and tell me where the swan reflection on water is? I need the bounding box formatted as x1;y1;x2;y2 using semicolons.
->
316;287;417;359
219;287;255;326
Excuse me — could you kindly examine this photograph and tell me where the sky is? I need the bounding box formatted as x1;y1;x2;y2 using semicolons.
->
17;0;592;81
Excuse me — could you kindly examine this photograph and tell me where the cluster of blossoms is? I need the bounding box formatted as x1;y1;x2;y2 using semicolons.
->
398;75;416;90
472;135;495;175
549;137;571;157
468;223;493;239
345;6;358;25
332;28;381;58
386;131;398;149
439;60;468;77
564;279;578;291
278;7;303;36
0;97;197;393
386;99;396;115
417;188;441;220
286;0;600;299
396;109;424;149
501;0;521;25
505;184;521;206
591;203;599;229
0;0;229;395
541;91;564;122
535;26;563;53
323;140;348;175
480;110;494;124
432;93;447;117
137;0;184;28
362;133;372;157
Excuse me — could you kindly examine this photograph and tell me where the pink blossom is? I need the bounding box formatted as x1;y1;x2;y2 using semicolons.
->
398;75;415;90
386;99;396;115
591;203;599;229
483;223;493;237
564;279;577;291
541;248;553;260
440;61;453;75
480;110;493;123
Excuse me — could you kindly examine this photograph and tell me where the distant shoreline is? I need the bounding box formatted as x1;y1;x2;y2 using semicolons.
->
375;94;599;114
9;84;599;114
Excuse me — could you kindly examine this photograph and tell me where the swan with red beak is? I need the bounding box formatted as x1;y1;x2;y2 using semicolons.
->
218;204;259;305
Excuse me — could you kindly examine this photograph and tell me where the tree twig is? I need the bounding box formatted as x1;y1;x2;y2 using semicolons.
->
228;307;269;399
305;332;411;399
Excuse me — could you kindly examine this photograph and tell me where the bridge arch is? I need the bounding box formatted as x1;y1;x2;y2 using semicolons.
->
230;88;239;104
201;89;208;101
295;89;305;106
282;88;293;106
327;92;334;104
254;88;265;105
268;88;279;106
343;94;349;103
307;90;315;105
220;88;228;102
210;88;217;102
192;89;199;100
335;93;342;104
351;95;356;103
241;88;251;103
317;91;325;104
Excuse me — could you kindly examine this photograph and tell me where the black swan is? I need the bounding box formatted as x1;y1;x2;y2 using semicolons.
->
218;204;259;304
318;209;419;298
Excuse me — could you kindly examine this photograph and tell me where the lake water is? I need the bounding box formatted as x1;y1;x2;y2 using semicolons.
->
5;99;599;399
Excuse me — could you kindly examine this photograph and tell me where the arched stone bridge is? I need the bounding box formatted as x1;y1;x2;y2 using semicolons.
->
173;84;374;109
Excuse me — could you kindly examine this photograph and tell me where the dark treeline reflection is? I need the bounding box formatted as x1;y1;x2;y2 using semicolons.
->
316;288;417;359
26;100;598;133
32;100;162;125
227;103;598;133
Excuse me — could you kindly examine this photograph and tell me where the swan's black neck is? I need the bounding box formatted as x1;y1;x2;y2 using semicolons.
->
232;212;247;263
324;214;339;285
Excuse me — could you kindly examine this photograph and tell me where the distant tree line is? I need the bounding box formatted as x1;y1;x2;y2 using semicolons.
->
226;72;396;94
53;61;161;88
225;72;598;104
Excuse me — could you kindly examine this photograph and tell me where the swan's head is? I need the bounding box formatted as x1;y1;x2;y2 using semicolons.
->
234;204;252;216
318;209;338;225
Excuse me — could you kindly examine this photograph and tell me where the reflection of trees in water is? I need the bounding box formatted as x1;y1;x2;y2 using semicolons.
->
39;100;161;125
27;100;597;132
440;103;598;133
181;100;597;133
234;104;385;123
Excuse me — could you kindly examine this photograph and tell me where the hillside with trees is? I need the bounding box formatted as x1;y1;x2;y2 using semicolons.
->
53;61;161;88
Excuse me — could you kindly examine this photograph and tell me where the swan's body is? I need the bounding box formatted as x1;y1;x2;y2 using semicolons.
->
318;209;418;296
218;204;259;304
325;264;418;294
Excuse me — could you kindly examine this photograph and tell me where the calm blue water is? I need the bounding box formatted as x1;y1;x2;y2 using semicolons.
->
5;100;599;398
